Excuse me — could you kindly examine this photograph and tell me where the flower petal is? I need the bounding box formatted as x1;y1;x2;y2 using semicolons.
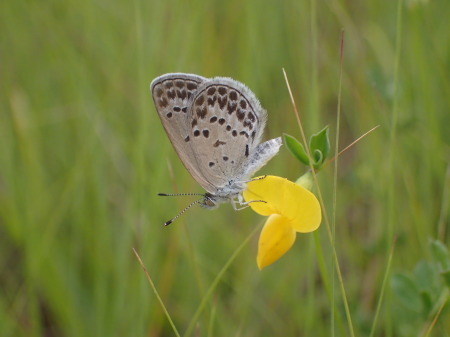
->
243;175;321;233
257;214;296;269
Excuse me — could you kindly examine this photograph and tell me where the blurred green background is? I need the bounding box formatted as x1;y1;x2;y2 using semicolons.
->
1;0;449;336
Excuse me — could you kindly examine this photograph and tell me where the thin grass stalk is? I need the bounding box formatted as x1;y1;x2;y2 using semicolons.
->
421;290;449;337
283;69;355;337
331;29;345;337
308;2;320;333
437;164;450;240
387;0;403;243
184;223;262;337
133;248;181;337
207;299;217;337
385;0;404;334
369;238;397;337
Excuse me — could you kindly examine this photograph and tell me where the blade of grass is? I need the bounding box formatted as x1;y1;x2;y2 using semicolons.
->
309;0;319;130
325;125;380;167
387;0;403;244
330;29;345;337
420;289;449;337
132;248;181;337
184;222;262;337
369;237;397;337
384;0;403;334
207;298;217;337
283;68;355;337
437;163;450;240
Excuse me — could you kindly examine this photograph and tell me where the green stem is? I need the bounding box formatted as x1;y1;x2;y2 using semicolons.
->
133;249;181;337
184;223;262;337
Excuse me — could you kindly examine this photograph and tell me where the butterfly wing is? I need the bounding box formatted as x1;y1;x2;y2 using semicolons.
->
151;73;218;191
186;77;270;193
152;74;281;196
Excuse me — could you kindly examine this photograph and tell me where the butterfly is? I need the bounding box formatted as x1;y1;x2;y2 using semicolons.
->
151;73;281;225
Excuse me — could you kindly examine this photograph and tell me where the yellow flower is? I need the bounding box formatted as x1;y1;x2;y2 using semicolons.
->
243;175;321;269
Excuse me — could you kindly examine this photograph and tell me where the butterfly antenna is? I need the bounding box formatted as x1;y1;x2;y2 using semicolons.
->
162;198;205;226
158;192;206;197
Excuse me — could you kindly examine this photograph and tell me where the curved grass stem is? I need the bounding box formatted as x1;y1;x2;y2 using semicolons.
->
184;223;262;337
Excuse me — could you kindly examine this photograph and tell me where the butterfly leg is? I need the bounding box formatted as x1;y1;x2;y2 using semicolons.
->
241;175;267;184
231;194;267;211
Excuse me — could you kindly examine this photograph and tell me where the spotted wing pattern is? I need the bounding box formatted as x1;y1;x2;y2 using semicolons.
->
151;73;214;190
151;73;281;197
186;78;267;193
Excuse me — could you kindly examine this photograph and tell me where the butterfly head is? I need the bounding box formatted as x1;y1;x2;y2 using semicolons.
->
199;193;233;209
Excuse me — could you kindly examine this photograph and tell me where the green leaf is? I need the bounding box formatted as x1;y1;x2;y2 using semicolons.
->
309;126;330;167
430;239;450;271
391;273;423;313
414;260;439;296
283;133;309;165
419;290;433;315
441;270;450;288
312;149;323;169
414;261;438;314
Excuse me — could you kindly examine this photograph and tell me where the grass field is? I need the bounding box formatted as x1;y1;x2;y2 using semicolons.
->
1;0;449;336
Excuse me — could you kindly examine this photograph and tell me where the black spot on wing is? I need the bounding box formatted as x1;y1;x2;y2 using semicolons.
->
195;95;205;106
177;90;187;100
240;131;249;138
227;102;237;114
207;96;217;107
196;106;207;119
218;86;227;95
213;140;226;147
229;90;238;101
187;82;197;90
207;87;216;95
218;96;227;109
236;108;245;121
167;90;176;99
159;97;168;108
